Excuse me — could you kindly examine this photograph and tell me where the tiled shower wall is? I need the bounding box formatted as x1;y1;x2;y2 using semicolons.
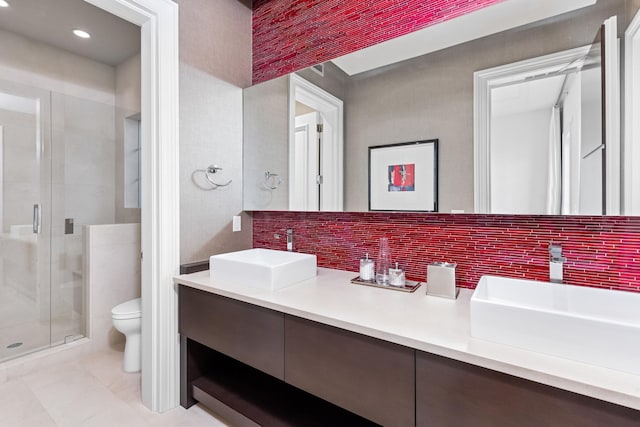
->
253;212;640;292
85;224;140;351
252;0;504;83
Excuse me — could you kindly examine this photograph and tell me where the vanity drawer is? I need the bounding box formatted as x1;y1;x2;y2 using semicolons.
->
416;350;640;427
284;315;415;427
179;285;284;379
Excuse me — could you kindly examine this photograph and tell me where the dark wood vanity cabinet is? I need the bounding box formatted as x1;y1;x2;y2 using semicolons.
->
284;315;415;427
179;285;380;426
415;351;640;427
179;284;640;426
178;286;284;379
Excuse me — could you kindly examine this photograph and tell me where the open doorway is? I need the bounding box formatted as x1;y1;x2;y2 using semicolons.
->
0;0;141;363
83;0;179;413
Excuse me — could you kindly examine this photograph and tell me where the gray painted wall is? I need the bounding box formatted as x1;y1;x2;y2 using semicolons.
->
243;75;290;210
178;0;253;263
296;62;349;101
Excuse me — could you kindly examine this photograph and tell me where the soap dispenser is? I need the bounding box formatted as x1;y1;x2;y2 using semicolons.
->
549;244;566;283
388;262;405;287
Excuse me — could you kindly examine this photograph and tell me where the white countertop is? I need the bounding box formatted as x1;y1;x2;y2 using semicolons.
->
174;267;640;410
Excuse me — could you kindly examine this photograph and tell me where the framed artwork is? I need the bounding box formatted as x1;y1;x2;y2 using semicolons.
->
368;140;438;212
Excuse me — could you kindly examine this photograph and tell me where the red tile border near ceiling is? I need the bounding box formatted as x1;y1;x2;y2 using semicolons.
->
252;0;506;84
253;211;640;293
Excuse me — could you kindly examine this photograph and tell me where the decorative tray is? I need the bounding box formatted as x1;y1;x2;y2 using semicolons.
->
350;276;423;293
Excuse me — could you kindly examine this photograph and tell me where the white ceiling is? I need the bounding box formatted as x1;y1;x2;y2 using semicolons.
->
0;0;140;66
331;0;597;76
491;75;565;117
0;92;37;114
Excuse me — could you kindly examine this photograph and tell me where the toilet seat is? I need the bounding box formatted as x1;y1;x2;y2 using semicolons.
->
112;297;141;320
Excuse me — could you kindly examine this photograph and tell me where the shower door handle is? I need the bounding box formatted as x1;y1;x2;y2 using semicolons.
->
33;204;41;234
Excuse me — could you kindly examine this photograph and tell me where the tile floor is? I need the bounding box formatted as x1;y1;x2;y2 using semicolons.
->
0;284;83;363
0;346;232;427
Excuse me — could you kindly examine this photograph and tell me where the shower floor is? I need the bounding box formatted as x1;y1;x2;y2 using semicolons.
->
0;285;83;363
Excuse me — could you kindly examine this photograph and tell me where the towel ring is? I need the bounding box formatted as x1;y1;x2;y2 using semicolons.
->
192;165;232;191
263;171;281;190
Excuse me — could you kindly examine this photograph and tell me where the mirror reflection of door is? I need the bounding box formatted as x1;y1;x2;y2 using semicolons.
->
289;75;344;212
490;61;602;215
477;16;619;215
490;75;566;214
292;108;320;210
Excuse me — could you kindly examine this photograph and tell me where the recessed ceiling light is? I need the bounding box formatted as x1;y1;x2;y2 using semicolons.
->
0;1;10;8
72;29;91;39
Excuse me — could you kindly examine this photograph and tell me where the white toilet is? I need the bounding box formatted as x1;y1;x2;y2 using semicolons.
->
111;297;142;372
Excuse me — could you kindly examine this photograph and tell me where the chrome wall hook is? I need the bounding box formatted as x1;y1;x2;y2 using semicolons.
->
263;171;282;190
192;164;232;190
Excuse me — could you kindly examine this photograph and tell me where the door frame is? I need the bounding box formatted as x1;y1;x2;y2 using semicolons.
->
602;16;620;215
85;0;179;413
625;10;640;214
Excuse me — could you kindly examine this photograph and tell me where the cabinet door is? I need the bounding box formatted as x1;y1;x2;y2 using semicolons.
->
284;315;415;427
416;350;640;427
179;286;284;379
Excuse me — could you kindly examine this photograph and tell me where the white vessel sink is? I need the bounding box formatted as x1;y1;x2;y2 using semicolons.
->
470;275;640;374
209;248;317;291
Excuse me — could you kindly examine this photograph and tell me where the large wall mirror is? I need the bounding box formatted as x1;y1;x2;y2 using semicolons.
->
243;0;640;215
475;16;619;215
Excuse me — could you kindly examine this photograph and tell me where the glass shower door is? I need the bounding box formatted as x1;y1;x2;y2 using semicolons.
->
49;91;114;346
0;81;52;362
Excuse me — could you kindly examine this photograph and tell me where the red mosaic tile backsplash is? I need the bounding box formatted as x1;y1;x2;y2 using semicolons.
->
253;211;640;292
252;0;505;83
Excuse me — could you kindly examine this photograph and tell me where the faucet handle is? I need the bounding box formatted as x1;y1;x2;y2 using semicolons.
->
286;229;294;252
549;244;567;262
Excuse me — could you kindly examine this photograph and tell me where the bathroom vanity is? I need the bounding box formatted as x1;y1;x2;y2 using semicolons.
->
175;268;640;426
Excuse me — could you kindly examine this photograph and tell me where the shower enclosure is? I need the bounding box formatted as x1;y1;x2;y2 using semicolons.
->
0;79;117;362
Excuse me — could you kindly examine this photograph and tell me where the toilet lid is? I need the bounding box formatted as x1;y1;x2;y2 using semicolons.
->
112;297;141;318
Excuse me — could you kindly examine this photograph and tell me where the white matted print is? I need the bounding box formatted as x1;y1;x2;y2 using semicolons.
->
368;140;438;211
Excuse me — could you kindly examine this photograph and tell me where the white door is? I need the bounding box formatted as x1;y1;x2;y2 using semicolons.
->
562;73;582;215
601;16;620;214
291;112;320;210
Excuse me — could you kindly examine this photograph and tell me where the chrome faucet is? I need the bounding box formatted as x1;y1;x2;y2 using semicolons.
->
549;244;567;283
286;229;294;252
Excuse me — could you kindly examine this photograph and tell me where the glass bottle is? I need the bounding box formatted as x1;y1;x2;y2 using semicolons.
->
376;237;391;286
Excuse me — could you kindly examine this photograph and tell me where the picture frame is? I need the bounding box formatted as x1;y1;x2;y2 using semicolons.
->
368;139;438;212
